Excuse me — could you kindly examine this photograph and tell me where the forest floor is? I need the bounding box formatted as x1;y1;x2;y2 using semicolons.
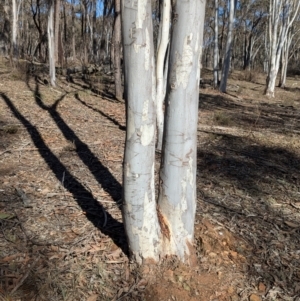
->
0;57;300;301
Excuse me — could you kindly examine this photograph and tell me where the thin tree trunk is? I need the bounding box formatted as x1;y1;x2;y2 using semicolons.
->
12;0;18;58
220;0;235;93
213;0;219;88
48;0;56;87
156;0;171;151
92;0;97;61
158;0;206;262
54;0;60;61
113;0;122;101
71;0;76;60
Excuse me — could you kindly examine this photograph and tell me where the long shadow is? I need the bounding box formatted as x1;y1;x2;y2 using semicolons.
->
198;134;300;197
0;92;128;254
81;76;116;101
197;134;300;293
29;79;122;203
64;75;116;102
75;93;126;131
200;92;300;133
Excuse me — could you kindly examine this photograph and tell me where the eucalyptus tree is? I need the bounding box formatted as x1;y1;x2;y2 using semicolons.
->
155;0;171;151
213;0;219;88
48;0;56;86
11;0;22;58
265;0;300;97
219;0;235;92
279;25;300;87
113;0;122;101
122;0;206;264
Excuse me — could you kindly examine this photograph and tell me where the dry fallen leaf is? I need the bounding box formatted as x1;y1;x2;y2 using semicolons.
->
86;294;98;301
284;221;299;228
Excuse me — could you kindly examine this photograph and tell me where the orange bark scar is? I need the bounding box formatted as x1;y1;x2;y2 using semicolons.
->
157;208;170;240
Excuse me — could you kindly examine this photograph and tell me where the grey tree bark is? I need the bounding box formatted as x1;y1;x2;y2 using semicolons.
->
48;0;56;87
113;0;123;101
71;0;76;60
219;0;235;93
54;0;60;61
213;0;219;88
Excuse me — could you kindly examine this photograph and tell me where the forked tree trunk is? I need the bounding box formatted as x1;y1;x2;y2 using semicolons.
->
265;0;300;97
122;0;206;265
158;0;205;262
113;0;123;101
48;0;56;87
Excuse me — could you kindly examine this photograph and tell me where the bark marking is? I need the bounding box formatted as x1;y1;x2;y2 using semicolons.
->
187;156;193;186
136;0;147;29
145;28;150;70
140;124;154;146
127;108;135;139
142;100;149;121
175;34;194;88
157;208;170;240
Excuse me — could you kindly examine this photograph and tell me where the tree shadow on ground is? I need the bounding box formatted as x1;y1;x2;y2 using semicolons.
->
197;133;300;293
74;93;126;131
62;73;117;102
200;92;300;134
0;92;128;255
198;134;299;197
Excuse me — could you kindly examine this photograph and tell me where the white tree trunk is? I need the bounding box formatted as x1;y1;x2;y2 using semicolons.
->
213;0;219;88
219;0;235;93
265;0;300;97
158;0;205;263
11;0;21;58
122;0;161;264
156;0;171;151
48;0;56;87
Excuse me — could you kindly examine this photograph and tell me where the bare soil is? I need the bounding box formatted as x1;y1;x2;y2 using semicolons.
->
0;58;300;301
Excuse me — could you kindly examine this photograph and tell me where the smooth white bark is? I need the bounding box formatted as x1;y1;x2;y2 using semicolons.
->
265;0;300;97
48;0;56;87
11;0;22;58
156;0;171;151
158;0;206;263
122;0;161;264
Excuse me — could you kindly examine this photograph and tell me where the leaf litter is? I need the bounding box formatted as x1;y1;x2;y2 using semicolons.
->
0;62;300;300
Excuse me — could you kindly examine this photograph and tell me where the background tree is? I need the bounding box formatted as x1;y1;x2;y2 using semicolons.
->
219;0;235;92
48;0;56;86
265;0;300;97
113;0;122;101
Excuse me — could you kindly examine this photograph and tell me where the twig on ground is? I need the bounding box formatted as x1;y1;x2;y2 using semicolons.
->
15;187;32;208
10;255;40;295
